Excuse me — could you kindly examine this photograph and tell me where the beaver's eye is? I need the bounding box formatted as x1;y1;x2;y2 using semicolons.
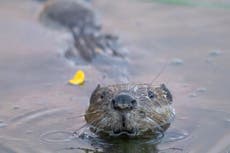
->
148;90;155;99
100;91;106;99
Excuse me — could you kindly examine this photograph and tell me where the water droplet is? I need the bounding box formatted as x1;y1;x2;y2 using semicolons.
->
189;92;197;98
0;121;7;128
189;87;207;98
170;58;184;66
209;50;222;57
26;130;33;134
13;106;20;110
196;87;207;93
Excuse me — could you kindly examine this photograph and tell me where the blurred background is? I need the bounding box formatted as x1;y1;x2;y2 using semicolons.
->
0;0;230;152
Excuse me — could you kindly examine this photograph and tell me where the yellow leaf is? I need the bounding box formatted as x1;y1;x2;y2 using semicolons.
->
68;70;85;85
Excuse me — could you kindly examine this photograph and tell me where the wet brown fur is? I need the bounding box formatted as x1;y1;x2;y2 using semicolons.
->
85;83;175;138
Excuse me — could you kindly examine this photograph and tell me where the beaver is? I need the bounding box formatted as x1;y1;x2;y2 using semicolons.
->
40;1;175;138
85;83;175;138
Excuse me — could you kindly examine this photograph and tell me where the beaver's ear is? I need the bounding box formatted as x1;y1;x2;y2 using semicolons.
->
160;84;173;103
90;84;101;104
95;84;101;90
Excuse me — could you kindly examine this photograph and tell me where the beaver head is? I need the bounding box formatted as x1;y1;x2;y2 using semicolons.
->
85;83;175;138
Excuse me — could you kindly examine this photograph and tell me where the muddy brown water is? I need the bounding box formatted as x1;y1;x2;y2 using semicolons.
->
0;0;230;153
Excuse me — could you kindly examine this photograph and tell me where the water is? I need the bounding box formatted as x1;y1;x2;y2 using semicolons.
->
0;0;230;152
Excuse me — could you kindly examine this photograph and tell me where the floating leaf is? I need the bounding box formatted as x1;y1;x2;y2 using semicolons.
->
68;70;85;85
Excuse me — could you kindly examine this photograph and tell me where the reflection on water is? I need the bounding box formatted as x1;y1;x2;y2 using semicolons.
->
0;0;230;153
39;121;188;152
88;138;159;153
40;127;187;153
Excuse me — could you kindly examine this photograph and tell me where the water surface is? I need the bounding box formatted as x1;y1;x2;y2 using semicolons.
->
0;0;230;152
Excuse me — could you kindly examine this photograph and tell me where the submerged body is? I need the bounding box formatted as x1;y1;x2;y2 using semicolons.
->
41;0;123;61
85;83;175;138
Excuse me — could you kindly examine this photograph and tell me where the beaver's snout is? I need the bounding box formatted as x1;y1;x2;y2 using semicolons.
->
112;93;137;111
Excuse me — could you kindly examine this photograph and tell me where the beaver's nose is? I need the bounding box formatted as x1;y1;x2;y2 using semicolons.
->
112;94;137;111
